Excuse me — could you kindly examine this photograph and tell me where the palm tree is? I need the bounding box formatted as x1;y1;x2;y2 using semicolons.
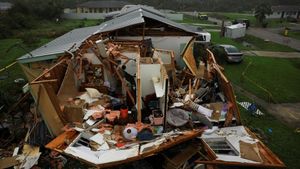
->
254;3;272;27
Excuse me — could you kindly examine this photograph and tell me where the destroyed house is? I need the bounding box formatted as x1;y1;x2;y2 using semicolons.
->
16;6;285;169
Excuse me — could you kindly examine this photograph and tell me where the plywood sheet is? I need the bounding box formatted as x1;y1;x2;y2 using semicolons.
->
240;140;263;162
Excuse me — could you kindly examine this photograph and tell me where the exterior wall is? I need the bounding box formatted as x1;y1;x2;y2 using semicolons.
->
20;64;64;136
116;36;193;68
140;64;161;97
76;7;121;14
267;12;282;19
164;13;183;21
267;11;299;19
64;8;76;14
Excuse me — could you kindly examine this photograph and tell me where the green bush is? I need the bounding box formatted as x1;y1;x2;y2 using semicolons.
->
262;20;268;28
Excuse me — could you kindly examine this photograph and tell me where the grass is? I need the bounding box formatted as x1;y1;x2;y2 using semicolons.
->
0;19;102;68
210;32;297;52
281;30;300;41
0;39;24;67
12;19;102;46
206;12;258;26
210;32;249;50
206;12;297;28
0;39;27;99
223;56;300;103
179;15;220;31
240;34;297;52
208;12;256;23
0;38;49;98
235;93;300;169
266;18;294;28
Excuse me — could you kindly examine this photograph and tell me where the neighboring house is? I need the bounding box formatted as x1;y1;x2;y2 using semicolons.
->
105;5;183;21
76;1;130;13
267;5;300;19
0;2;12;13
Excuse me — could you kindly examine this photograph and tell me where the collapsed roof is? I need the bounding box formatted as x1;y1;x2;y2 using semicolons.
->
17;6;197;64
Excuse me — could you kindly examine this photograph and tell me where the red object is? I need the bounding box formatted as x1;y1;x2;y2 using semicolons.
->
120;108;128;119
116;142;125;148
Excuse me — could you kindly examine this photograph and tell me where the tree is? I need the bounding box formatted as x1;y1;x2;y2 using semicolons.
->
8;0;64;20
254;3;272;27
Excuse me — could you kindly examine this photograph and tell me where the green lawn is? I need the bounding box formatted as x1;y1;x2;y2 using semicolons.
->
210;32;297;52
12;19;102;46
0;39;24;67
206;12;297;28
235;93;300;169
0;19;102;68
0;39;27;98
208;12;256;23
206;12;257;26
240;34;297;52
224;56;300;103
282;30;300;41
210;32;249;50
266;18;294;28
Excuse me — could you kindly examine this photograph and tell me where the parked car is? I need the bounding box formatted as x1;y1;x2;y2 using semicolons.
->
210;44;243;63
198;14;208;20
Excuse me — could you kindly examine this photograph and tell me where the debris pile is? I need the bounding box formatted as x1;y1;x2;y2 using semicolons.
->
1;5;285;168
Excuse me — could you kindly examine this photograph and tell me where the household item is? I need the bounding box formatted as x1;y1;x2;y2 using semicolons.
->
151;109;163;125
120;105;128;119
129;107;137;122
166;109;189;127
123;127;138;141
137;128;154;141
187;101;213;117
63;99;86;123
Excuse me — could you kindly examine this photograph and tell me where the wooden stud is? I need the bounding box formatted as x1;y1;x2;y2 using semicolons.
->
114;67;135;105
30;59;66;83
30;79;58;85
136;53;142;123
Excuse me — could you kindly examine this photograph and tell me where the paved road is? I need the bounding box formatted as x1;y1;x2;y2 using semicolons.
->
207;17;231;26
242;51;300;58
247;28;300;51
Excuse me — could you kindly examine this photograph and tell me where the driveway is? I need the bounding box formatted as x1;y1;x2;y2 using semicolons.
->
247;28;300;51
195;14;300;51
